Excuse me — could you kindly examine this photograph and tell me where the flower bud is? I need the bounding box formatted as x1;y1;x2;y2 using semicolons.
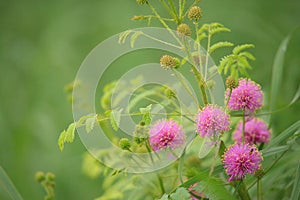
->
177;24;192;36
226;76;237;89
119;138;131;150
136;0;147;5
46;172;55;181
188;6;202;21
160;55;178;69
131;15;145;20
35;171;45;183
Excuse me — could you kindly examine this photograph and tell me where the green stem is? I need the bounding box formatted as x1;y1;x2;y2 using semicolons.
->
147;2;183;46
178;148;186;184
204;25;211;80
225;89;232;110
242;110;245;144
248;148;289;190
167;0;180;24
209;140;220;176
159;0;178;22
195;22;203;73
172;69;201;109
236;180;251;200
157;174;166;194
141;32;181;49
257;178;262;200
182;38;209;105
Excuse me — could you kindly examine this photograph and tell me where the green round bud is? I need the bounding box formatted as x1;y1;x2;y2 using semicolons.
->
136;0;147;5
188;6;202;21
226;76;238;89
177;24;192;36
35;171;45;183
46;172;55;181
255;168;264;179
139;121;146;126
160;55;177;69
119;138;131;150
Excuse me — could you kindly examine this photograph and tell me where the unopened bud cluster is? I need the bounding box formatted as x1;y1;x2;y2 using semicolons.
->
136;0;147;5
226;76;238;89
160;55;179;69
177;24;192;36
188;6;202;21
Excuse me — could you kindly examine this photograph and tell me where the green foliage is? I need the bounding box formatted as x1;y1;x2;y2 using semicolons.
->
268;120;300;148
219;44;255;79
0;166;23;200
170;187;191;200
291;160;300;200
35;171;56;200
58;122;76;151
118;30;143;48
109;109;123;131
139;104;152;125
85;114;97;133
197;23;231;42
209;41;234;54
130;31;143;48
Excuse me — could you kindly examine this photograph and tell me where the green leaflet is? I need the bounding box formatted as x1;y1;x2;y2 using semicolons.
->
209;41;234;54
170;187;191;200
269;34;290;123
232;44;254;55
290;160;300;200
0;166;23;200
268;120;300;148
85;114;97;133
198;137;214;159
139;104;152;125
58;122;76;151
130;31;143;48
110;109;123;131
261;145;289;157
178;171;236;200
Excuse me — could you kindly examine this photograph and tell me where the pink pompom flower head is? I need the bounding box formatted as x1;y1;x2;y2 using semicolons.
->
233;117;271;144
196;105;230;138
149;119;185;151
226;78;263;113
223;143;262;182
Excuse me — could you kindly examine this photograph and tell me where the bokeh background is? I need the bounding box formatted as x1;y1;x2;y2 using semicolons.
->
0;0;299;199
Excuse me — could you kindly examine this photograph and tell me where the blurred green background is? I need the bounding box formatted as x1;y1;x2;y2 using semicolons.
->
0;0;299;199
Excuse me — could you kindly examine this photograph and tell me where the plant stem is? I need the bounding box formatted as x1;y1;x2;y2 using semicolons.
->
157;174;166;194
147;2;183;46
242;109;245;143
204;25;211;80
182;38;209;105
236;180;251;200
257;178;262;200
